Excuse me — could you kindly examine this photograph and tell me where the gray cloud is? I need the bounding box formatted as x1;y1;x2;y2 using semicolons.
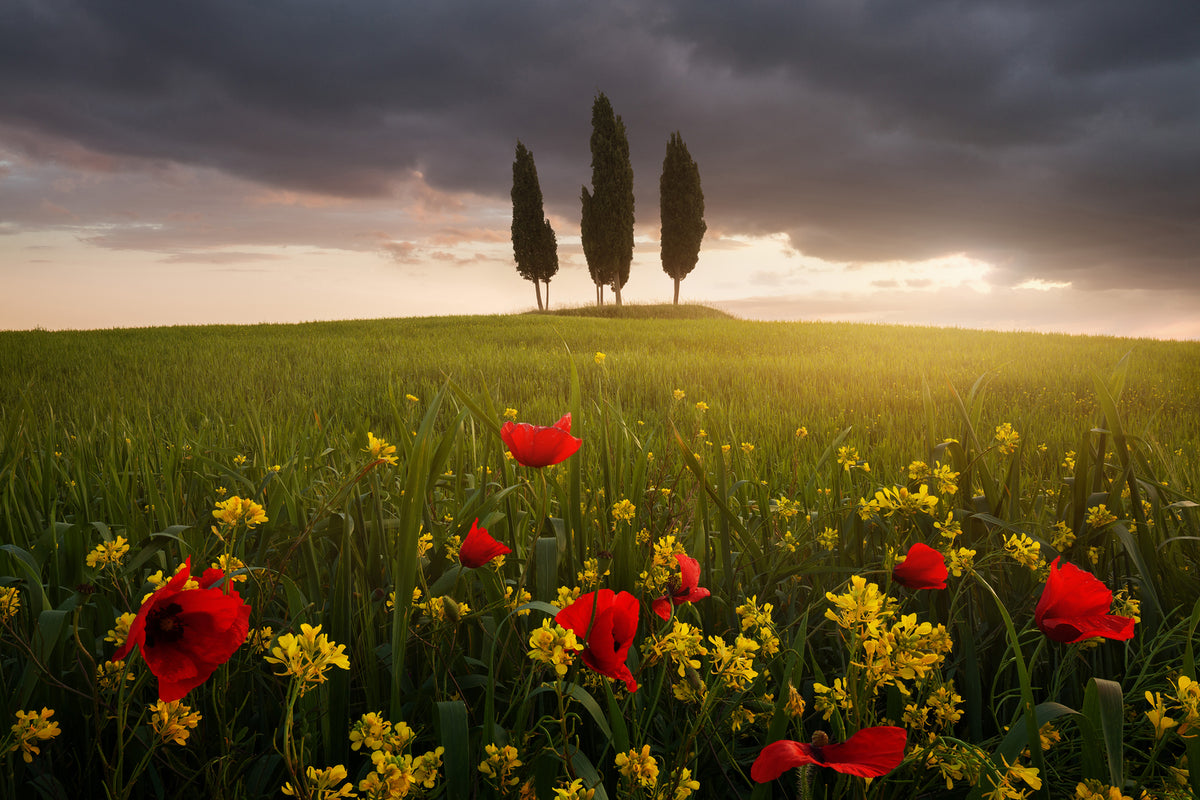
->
1;0;1197;293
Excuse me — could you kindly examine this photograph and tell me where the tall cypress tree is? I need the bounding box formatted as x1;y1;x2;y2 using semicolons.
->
511;141;558;310
581;92;634;306
660;132;706;305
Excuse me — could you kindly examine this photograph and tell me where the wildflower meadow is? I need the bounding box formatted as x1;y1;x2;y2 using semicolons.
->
1;308;1198;799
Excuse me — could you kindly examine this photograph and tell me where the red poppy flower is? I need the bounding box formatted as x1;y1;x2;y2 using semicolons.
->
751;726;907;782
652;552;711;620
500;413;583;467
1034;557;1135;643
114;558;251;702
892;542;948;590
554;589;639;692
458;519;510;569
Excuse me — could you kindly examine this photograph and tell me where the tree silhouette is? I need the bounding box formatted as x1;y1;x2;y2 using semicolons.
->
511;141;558;310
581;93;634;306
660;132;706;305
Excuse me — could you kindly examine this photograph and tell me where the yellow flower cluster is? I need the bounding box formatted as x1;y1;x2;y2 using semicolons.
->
416;596;469;624
672;389;686;401
505;585;532;617
1050;520;1076;551
365;431;398;465
264;623;351;695
905;682;963;738
1086;504;1119;529
212;496;268;528
813;678;852;720
615;744;659;789
527;620;583;678
350;712;414;754
984;756;1041;800
479;743;523;789
363;746;445;799
825;575;898;640
86;536;130;570
837;445;866;472
642;619;708;677
213;553;249;582
872;485;939;518
150;700;202;746
922;742;985;791
104;611;137;649
946;547;976;577
282;764;356;800
0;586;20;621
736;595;781;657
861;613;953;696
611;499;636;524
556;585;581;608
935;511;962;543
577;556;609;589
708;634;759;691
594;351;605;364
639;535;685;596
1004;533;1043;571
9;708;61;763
695;401;708;413
994;422;1021;455
552;778;596;799
95;660;133;692
931;462;960;495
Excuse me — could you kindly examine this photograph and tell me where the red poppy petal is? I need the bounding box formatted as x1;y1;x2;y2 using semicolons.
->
751;740;821;782
553;413;572;433
1035;558;1113;624
555;590;610;637
459;519;511;568
820;726;908;777
652;596;672;620
892;542;948;590
676;553;700;591
1039;612;1136;643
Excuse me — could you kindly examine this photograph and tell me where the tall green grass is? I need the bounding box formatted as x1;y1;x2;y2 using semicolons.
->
0;309;1197;799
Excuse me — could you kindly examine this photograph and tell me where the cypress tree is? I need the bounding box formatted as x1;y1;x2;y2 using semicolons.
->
660;132;706;304
511;141;558;310
581;93;634;306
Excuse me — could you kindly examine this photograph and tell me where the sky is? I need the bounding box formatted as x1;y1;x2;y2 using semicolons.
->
2;1;1198;338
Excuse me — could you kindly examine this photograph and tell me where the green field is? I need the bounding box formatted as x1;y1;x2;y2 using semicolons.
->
1;306;1197;799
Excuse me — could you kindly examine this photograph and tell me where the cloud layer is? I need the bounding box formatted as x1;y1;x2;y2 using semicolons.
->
2;0;1198;309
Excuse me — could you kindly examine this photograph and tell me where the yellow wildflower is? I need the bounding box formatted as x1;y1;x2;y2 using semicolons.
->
95;660;133;692
672;389;685;401
479;743;523;788
611;499;636;524
212;496;268;528
282;764;356;799
365;431;398;465
9;708;61;763
615;744;659;788
994;423;1020;455
527;620;583;677
0;586;21;621
86;536;131;570
594;352;606;365
1086;504;1118;529
149;700;202;746
264;623;351;694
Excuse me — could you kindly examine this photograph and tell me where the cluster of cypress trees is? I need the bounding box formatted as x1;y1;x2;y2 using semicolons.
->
511;93;706;309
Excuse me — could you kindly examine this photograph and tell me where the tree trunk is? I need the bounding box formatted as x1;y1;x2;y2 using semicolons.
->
533;279;544;311
544;280;551;310
673;278;680;305
614;282;622;306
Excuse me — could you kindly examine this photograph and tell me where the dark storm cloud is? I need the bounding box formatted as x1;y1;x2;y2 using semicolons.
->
1;0;1197;289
